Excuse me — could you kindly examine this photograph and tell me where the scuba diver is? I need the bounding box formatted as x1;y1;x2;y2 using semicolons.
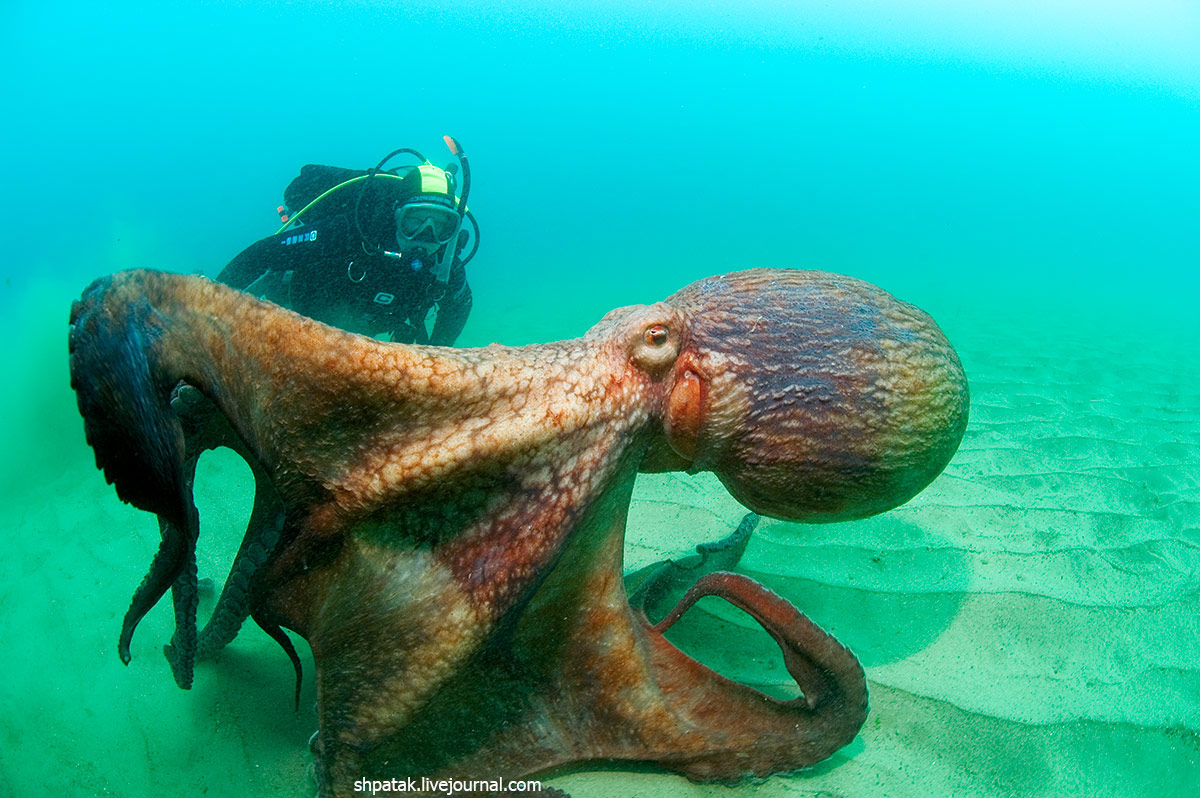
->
217;136;479;345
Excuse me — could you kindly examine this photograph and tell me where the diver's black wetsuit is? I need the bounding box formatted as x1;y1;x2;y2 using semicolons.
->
217;165;473;345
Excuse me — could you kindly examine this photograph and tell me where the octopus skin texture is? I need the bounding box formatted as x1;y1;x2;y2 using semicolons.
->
67;267;969;796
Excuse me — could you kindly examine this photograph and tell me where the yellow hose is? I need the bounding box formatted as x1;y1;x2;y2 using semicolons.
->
273;172;408;236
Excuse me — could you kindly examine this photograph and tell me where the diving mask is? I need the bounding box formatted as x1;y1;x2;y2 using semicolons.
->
395;200;461;249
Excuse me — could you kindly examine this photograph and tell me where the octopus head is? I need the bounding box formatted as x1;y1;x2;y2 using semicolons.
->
654;268;969;523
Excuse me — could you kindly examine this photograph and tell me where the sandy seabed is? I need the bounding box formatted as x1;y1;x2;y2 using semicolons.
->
2;273;1197;797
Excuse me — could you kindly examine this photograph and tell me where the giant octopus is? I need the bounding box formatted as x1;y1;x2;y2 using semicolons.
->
68;267;968;796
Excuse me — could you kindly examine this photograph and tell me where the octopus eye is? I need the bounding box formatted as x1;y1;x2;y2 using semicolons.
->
644;324;669;347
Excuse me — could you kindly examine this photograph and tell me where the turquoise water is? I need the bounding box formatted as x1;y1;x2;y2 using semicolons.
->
2;2;1198;796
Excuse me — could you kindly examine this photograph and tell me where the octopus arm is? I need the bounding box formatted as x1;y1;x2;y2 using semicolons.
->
67;270;424;677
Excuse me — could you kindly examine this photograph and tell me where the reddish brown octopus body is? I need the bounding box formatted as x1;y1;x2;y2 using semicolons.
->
68;268;968;797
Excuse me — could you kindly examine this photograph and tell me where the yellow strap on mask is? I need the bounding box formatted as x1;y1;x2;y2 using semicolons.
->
415;164;450;198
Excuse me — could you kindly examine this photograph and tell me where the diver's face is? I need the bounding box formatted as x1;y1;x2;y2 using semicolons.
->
395;201;460;253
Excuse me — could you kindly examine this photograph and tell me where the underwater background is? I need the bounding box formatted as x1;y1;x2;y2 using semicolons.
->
2;1;1198;795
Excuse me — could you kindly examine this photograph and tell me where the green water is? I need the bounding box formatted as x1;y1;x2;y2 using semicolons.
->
2;2;1198;796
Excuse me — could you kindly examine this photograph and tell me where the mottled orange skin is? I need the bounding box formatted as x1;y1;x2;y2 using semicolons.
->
69;268;967;797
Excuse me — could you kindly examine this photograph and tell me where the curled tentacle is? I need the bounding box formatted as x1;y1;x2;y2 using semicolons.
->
614;568;869;781
628;511;759;624
196;486;285;661
117;515;194;666
161;446;205;688
650;570;867;720
163;519;200;689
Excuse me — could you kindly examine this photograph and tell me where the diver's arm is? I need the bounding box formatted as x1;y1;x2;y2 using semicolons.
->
219;214;354;307
216;237;281;290
428;260;472;346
